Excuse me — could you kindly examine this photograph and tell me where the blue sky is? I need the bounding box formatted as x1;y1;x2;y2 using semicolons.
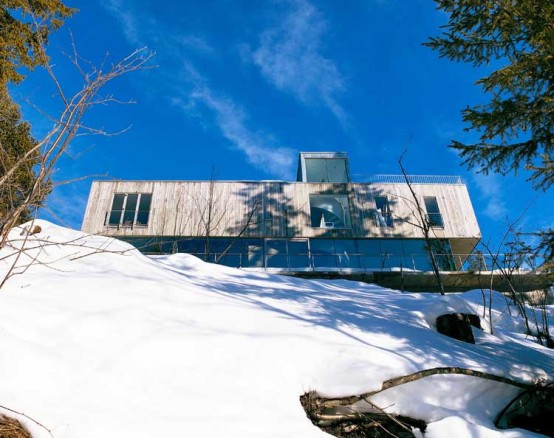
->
13;0;553;247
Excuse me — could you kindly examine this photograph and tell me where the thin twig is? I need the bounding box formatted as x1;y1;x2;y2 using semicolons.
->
0;404;54;438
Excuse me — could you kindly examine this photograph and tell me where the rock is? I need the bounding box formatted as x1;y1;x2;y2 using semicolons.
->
436;313;481;344
19;224;42;236
495;385;554;436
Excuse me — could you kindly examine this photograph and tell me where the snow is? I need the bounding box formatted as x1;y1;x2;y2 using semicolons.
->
0;220;552;437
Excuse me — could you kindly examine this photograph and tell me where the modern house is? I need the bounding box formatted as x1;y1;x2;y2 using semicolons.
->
82;152;485;284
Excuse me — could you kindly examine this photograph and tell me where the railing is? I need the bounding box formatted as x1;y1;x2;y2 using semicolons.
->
187;252;533;273
454;252;536;273
363;175;464;185
131;237;534;273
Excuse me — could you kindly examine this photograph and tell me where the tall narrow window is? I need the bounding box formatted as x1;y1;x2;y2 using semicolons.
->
424;196;444;227
136;194;152;225
374;196;393;227
309;194;351;229
108;194;125;226
107;193;152;227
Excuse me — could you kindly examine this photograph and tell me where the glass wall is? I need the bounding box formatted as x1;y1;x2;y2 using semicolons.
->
124;237;456;272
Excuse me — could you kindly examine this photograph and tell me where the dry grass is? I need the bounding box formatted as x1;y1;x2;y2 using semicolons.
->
0;415;31;438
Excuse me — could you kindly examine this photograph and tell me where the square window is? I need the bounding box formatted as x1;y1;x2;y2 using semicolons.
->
309;194;351;228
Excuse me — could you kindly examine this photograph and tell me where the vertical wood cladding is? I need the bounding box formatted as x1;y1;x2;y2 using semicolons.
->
82;180;481;239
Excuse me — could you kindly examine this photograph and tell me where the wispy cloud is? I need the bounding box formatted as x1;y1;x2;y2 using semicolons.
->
186;85;296;180
252;0;347;125
472;173;508;221
176;35;216;56
100;0;143;46
101;0;216;57
100;0;295;179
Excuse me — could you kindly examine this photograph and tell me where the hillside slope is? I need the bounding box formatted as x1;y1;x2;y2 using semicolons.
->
0;221;552;437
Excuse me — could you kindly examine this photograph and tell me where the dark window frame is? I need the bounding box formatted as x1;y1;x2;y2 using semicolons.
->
309;194;352;229
423;196;444;228
374;196;394;228
106;193;152;227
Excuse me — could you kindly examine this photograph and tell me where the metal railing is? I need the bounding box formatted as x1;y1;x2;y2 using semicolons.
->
131;236;534;273
363;175;464;185
185;252;533;273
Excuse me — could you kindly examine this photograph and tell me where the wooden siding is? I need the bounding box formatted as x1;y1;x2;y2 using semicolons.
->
81;180;481;240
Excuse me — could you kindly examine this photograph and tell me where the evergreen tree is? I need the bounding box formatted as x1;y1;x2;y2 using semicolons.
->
0;0;73;226
425;0;554;190
0;90;43;224
1;0;74;86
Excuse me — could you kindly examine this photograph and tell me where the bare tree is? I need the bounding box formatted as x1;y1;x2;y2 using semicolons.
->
170;174;264;265
397;154;446;295
478;226;553;347
0;41;153;250
0;26;153;293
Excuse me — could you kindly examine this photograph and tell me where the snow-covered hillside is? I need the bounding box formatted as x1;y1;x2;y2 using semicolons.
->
0;221;552;437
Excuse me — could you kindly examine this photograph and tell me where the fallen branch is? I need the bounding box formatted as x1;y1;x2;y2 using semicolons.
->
301;390;426;437
317;367;539;409
302;368;553;437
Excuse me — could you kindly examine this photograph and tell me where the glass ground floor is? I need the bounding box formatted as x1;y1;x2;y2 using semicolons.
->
123;237;461;272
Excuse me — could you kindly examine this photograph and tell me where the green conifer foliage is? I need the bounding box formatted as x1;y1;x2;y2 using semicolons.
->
0;90;42;224
1;0;74;86
0;0;73;226
425;0;554;190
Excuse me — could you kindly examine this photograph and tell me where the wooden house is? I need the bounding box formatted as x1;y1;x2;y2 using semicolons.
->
82;152;481;273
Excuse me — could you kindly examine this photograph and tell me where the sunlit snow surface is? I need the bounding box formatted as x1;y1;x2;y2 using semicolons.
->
0;221;552;437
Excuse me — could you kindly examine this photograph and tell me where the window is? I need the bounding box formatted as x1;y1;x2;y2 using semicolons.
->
334;239;359;269
265;239;288;268
287;239;310;269
305;158;349;182
430;239;455;271
107;193;152;227
310;239;338;268
424;196;444;227
309;194;351;229
374;196;393;227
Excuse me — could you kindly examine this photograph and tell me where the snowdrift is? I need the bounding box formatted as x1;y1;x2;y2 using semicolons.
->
0;221;552;437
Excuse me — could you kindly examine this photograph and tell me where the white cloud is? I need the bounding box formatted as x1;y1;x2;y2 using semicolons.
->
176;35;216;56
252;0;347;125
99;1;296;179
472;173;508;221
100;0;142;46
187;86;296;179
101;1;215;56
